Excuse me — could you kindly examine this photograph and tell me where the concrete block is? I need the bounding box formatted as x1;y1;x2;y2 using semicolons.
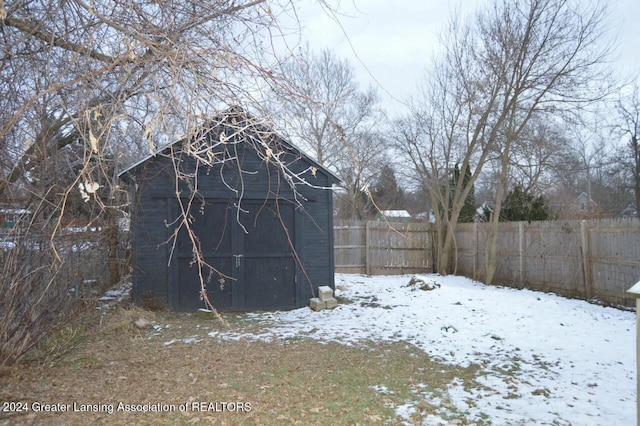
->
196;308;214;319
318;286;334;302
309;297;326;311
324;297;338;309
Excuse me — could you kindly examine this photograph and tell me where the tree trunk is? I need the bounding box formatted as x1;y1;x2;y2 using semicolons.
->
438;229;454;275
436;205;463;275
105;208;120;289
633;135;640;213
485;144;511;285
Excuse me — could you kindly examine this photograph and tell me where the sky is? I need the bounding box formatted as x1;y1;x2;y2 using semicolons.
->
198;273;635;424
288;0;640;116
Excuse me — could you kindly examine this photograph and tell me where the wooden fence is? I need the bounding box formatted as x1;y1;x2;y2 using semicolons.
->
334;220;433;275
334;219;640;307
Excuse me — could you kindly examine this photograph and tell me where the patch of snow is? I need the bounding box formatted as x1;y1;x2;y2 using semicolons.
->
212;273;636;425
0;240;16;250
182;335;203;344
370;384;394;395
394;402;416;423
64;226;102;233
0;208;31;214
71;241;98;252
98;282;131;302
421;413;456;426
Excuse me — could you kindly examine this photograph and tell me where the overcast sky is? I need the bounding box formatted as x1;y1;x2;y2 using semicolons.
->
290;0;640;116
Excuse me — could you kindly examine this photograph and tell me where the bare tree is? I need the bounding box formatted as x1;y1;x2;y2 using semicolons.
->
333;129;387;220
394;0;611;281
508;116;572;195
615;84;640;213
272;45;385;219
0;0;334;363
274;46;379;163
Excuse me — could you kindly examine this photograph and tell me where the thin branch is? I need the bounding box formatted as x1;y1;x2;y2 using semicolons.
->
3;16;116;63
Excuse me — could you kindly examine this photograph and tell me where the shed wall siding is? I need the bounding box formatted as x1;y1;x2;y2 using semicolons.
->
131;164;173;307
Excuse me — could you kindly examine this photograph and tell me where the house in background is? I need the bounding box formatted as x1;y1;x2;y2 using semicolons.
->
413;210;436;223
473;203;493;222
575;192;597;215
619;203;638;218
376;209;412;223
119;108;339;312
0;206;32;230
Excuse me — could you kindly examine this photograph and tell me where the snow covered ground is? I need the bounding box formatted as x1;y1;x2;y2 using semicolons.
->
206;273;636;425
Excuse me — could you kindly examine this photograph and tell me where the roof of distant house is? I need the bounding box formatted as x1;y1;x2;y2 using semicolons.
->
0;208;31;215
381;210;411;218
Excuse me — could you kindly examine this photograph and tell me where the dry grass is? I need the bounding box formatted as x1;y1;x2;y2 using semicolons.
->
100;306;157;334
0;304;483;425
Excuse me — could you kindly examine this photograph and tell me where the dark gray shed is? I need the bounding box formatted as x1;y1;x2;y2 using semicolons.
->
119;108;338;311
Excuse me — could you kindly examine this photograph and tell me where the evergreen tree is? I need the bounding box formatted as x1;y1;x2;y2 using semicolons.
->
450;164;476;223
501;184;549;222
372;164;404;210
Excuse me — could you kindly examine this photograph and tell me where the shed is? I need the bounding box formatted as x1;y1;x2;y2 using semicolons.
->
119;108;339;311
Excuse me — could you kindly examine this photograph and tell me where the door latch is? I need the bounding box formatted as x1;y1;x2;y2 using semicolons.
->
233;254;243;267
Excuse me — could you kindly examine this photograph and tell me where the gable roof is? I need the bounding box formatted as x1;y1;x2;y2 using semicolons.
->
575;192;596;205
118;107;340;184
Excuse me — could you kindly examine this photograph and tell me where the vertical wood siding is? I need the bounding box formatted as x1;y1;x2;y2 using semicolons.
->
127;133;336;310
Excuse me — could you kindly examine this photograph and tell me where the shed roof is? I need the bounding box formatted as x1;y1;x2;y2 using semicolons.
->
118;107;340;184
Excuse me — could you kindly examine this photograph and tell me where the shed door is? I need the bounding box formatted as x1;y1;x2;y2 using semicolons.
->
175;201;235;311
173;199;296;311
238;201;297;309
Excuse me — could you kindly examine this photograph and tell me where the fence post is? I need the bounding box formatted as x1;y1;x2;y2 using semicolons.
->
365;220;371;276
519;222;525;286
626;282;640;426
580;220;593;299
473;222;478;279
428;222;436;273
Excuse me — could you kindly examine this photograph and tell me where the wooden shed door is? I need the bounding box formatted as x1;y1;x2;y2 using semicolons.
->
238;201;297;309
175;201;235;311
174;199;296;311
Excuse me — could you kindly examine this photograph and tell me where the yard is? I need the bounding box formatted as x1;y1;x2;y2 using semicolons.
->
0;273;635;425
